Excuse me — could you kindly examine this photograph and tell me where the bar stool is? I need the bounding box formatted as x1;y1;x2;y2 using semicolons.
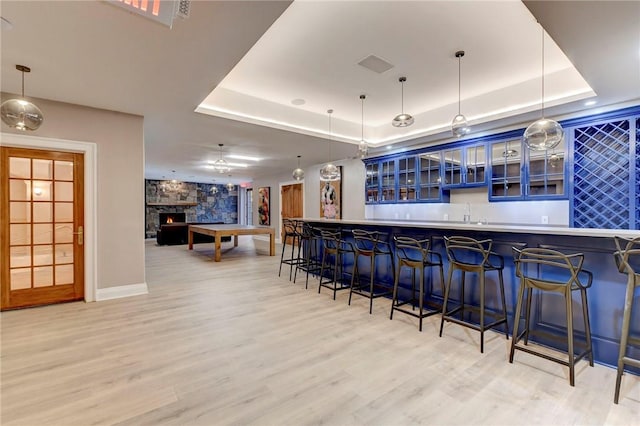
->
278;218;300;280
349;229;395;314
391;235;445;331
511;247;594;386
439;236;509;353
293;222;323;289
612;236;640;403
318;229;354;300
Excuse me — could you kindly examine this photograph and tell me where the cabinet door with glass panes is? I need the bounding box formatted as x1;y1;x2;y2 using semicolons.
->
442;148;462;187
380;159;396;203
365;162;379;204
397;156;417;202
465;144;487;186
418;152;445;202
489;139;523;200
526;137;567;198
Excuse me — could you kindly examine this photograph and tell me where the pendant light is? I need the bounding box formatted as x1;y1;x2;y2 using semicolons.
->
1;65;44;131
212;143;231;173
226;175;234;191
210;179;219;194
292;155;305;181
451;51;470;138
391;77;414;127
523;23;564;151
357;94;368;158
319;109;341;181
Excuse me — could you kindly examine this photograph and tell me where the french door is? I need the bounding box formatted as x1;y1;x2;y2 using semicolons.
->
1;147;85;310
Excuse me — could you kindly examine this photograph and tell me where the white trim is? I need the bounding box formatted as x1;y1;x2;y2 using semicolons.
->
1;132;98;302
96;282;148;301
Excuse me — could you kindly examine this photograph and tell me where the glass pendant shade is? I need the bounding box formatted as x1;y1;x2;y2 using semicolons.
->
523;118;564;151
213;143;230;173
391;77;414;127
292;155;304;181
451;114;470;138
523;24;564;151
1;65;43;131
226;182;234;191
319;163;340;181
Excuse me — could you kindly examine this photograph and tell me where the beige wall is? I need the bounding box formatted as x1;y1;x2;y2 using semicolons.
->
1;93;145;289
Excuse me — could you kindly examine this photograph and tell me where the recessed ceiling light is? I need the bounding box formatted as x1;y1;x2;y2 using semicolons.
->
291;98;305;106
227;154;261;161
386;145;393;150
584;100;597;106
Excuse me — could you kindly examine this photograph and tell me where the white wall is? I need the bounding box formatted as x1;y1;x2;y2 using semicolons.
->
1;93;145;290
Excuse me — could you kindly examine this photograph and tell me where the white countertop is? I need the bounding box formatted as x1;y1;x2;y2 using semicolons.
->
300;218;640;239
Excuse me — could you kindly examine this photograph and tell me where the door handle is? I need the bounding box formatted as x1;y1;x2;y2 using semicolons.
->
73;226;84;246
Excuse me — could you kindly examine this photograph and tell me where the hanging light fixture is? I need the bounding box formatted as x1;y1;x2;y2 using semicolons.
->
319;109;341;181
226;175;235;191
210;179;219;194
1;65;44;131
523;23;564;151
212;143;231;173
160;171;182;192
292;155;305;181
391;77;414;127
451;51;470;138
357;94;369;158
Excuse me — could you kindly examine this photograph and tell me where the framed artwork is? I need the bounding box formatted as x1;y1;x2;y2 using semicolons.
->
258;186;270;225
320;166;342;219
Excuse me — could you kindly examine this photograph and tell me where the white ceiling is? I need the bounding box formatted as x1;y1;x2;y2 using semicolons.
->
1;1;639;185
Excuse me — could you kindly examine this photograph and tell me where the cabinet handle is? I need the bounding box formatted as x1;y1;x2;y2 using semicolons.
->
73;226;84;246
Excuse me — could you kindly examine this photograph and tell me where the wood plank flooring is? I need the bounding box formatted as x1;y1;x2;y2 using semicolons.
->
1;238;639;425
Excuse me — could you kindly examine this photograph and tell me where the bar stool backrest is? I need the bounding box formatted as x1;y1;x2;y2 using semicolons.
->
613;236;640;278
512;247;591;292
282;218;298;235
394;235;431;264
444;236;495;268
352;229;391;254
320;229;352;253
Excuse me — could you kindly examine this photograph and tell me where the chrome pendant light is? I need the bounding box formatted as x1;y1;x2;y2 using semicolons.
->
451;51;470;138
292;155;305;181
319;109;341;181
212;143;231;173
523;23;564;151
1;65;44;131
357;94;368;159
392;77;414;127
226;175;235;191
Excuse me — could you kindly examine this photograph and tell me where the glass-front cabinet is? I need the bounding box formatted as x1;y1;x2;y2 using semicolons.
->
418;153;445;201
365;162;379;203
380;159;395;203
490;139;523;199
397;156;416;202
526;137;566;198
442;144;487;188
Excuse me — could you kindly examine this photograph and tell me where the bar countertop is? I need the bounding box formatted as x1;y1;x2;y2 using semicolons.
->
300;218;640;239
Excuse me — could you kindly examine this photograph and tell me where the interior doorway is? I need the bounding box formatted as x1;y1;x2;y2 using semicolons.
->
1;147;85;310
280;182;303;244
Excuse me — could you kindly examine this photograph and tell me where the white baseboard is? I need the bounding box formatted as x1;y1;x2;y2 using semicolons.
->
96;282;148;301
253;235;277;244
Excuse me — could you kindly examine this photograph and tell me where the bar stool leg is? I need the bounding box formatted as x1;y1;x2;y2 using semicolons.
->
439;266;455;337
566;289;575;387
332;251;340;300
349;256;359;306
390;260;401;320
368;255;375;314
418;266;425;332
509;283;526;363
498;269;509;338
524;288;533;345
479;272;485;354
614;277;635;403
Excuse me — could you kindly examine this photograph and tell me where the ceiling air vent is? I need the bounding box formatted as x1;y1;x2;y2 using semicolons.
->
357;55;394;74
175;0;191;19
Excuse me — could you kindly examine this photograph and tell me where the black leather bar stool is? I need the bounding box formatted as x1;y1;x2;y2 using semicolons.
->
612;236;640;403
439;236;509;353
318;229;354;300
349;229;395;314
278;218;300;280
293;222;323;289
391;235;445;331
511;247;594;386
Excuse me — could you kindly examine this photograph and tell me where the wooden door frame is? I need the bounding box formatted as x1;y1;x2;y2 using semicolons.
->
1;133;97;302
278;180;304;244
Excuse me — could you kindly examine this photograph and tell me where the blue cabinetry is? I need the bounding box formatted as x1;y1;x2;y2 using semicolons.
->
443;143;487;188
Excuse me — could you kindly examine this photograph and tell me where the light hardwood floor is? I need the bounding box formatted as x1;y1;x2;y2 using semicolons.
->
1;238;638;425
